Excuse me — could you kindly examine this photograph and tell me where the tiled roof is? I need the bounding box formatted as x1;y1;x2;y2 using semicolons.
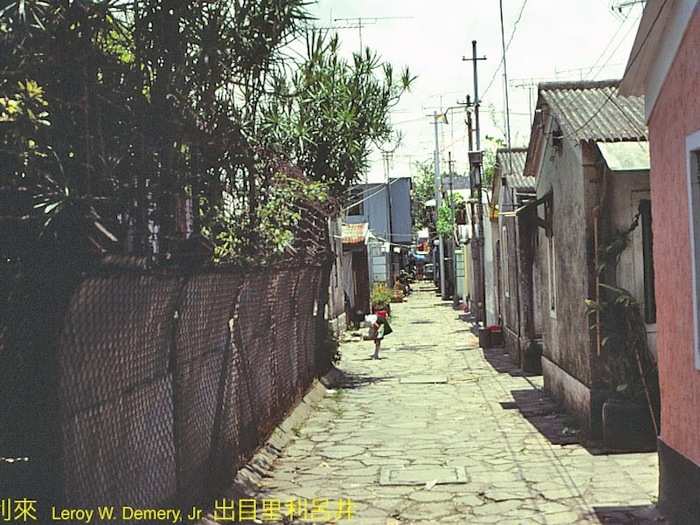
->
342;222;368;245
495;148;533;191
539;80;647;142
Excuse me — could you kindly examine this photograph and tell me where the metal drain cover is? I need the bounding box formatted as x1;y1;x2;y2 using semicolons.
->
399;375;448;384
379;466;469;486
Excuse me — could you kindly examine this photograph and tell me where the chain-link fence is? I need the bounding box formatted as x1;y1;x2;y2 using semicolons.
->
1;256;331;515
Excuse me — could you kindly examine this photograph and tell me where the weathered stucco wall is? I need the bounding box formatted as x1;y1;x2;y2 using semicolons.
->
490;219;502;325
648;8;700;466
537;130;594;387
502;214;520;361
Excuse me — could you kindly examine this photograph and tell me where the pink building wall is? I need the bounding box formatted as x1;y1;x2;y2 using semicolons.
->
647;8;700;466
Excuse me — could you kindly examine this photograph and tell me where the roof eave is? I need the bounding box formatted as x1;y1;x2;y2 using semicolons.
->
620;1;671;96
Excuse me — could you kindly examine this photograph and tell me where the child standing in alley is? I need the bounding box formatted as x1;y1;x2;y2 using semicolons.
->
364;313;392;359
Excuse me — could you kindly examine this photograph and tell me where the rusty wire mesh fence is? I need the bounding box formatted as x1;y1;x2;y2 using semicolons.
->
1;257;331;515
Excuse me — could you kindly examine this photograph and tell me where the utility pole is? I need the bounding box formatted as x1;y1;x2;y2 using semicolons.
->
383;150;395;282
464;101;474;308
498;0;513;151
432;111;447;300
448;152;459;307
463;40;487;326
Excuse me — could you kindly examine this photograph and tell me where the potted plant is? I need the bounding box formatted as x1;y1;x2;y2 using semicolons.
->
587;286;660;452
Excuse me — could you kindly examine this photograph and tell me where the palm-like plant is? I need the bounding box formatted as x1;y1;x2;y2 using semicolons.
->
1;1;411;262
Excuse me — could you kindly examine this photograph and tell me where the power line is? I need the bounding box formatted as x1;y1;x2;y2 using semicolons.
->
481;0;529;101
583;11;631;79
498;0;514;151
591;12;642;79
341;177;403;212
557;0;669;142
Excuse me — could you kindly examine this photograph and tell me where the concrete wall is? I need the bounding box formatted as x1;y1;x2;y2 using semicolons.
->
490;220;502;325
501;214;520;362
483;196;496;326
327;219;346;321
499;206;540;369
647;8;700;467
536;128;600;435
516;207;541;371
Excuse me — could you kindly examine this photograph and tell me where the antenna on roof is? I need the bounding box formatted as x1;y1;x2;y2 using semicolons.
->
316;16;414;50
610;0;646;14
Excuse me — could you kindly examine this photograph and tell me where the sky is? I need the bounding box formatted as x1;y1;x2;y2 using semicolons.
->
307;0;645;183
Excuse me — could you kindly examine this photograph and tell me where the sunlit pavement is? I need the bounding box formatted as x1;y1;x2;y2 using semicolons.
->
253;282;663;524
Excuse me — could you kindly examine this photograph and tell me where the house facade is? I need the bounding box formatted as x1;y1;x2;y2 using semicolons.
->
341;222;371;323
346;178;413;286
524;81;655;438
620;1;700;521
490;148;542;372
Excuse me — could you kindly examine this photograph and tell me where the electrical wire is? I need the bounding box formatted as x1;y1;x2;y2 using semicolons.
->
481;0;529;101
583;10;632;79
591;12;642;79
556;0;669;142
341;177;403;212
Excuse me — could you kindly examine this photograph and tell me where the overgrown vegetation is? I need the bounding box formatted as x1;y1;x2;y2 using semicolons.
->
0;0;412;264
411;160;435;230
585;215;659;433
482;135;506;188
436;193;465;237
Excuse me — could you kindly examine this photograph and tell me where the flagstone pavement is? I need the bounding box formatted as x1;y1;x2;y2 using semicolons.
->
253;283;664;524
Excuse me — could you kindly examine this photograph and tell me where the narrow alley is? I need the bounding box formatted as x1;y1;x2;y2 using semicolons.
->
253;284;661;525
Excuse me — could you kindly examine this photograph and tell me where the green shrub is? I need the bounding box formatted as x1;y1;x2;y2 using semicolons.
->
371;283;393;310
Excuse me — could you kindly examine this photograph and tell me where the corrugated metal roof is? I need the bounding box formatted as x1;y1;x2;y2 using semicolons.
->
495;148;533;191
539;80;647;142
342;222;368;245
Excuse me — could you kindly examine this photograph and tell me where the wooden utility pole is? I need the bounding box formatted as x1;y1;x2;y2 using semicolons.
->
432;111;447;299
498;0;513;153
463;40;487;326
448;152;460;307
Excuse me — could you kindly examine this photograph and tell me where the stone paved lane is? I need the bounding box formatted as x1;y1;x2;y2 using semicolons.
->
255;283;663;524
